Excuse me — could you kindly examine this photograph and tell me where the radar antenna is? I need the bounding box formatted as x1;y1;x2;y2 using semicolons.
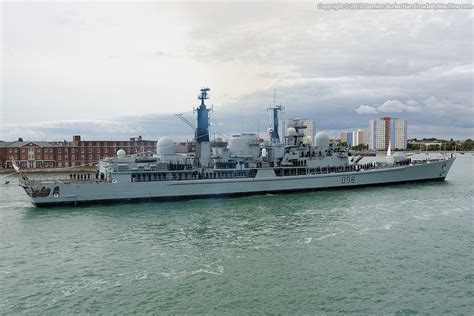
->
197;87;210;106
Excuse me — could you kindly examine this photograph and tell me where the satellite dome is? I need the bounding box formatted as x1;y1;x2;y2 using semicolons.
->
157;137;175;155
116;149;126;159
287;127;297;137
314;132;330;147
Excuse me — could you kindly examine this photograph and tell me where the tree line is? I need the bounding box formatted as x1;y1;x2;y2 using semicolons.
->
408;139;474;151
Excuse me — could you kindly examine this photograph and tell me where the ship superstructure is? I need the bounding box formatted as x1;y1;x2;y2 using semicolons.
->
20;88;455;206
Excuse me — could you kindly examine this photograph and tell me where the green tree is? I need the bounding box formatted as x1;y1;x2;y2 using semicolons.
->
408;143;420;150
352;144;368;150
462;139;473;151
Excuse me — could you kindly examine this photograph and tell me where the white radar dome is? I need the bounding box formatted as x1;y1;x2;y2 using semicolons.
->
116;149;126;158
157;137;175;155
314;132;330;147
287;127;297;137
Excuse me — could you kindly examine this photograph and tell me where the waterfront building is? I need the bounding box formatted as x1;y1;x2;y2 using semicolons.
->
0;135;156;169
368;117;407;150
0;141;55;169
340;131;348;144
346;132;353;146
340;129;366;147
352;129;367;147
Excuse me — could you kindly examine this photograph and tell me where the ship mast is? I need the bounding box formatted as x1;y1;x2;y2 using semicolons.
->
195;87;211;143
267;89;284;143
194;87;212;167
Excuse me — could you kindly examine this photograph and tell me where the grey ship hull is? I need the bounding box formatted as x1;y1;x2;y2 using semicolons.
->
25;158;454;207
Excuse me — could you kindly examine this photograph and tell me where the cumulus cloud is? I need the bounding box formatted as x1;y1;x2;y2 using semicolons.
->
356;99;422;114
354;105;379;114
379;100;421;113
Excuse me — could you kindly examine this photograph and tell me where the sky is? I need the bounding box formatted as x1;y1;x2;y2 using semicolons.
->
1;0;473;142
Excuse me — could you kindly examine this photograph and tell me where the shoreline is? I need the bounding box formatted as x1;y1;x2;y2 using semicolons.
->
0;166;96;174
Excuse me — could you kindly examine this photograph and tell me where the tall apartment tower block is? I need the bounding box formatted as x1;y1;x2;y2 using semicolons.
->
368;117;407;150
340;129;367;147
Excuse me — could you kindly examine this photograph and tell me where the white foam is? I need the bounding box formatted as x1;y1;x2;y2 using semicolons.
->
316;232;337;240
159;265;225;279
134;271;148;280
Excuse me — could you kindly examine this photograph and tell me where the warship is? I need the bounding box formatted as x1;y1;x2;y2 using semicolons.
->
20;88;455;206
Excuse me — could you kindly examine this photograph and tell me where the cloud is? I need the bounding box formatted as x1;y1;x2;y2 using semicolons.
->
379;100;421;113
355;105;379;114
356;99;423;114
1;2;473;140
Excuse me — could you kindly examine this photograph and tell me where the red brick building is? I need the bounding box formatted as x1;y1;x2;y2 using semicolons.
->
0;135;156;169
0;141;56;169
